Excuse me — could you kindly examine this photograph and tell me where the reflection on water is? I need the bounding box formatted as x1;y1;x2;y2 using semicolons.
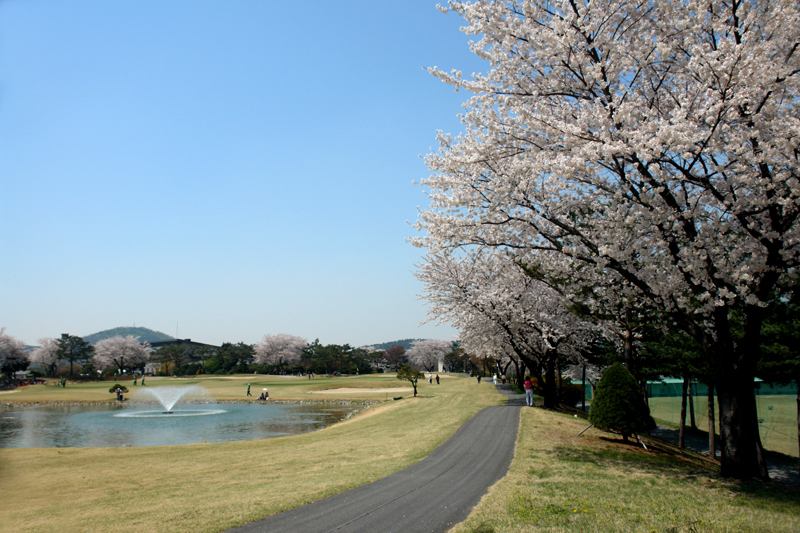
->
0;403;357;448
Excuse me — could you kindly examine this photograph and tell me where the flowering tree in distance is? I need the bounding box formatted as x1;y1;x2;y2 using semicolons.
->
407;339;452;372
93;335;151;373
417;249;595;406
416;0;800;479
254;334;307;370
0;328;29;378
30;338;61;376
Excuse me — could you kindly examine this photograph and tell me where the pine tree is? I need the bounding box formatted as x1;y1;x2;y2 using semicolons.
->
589;363;655;442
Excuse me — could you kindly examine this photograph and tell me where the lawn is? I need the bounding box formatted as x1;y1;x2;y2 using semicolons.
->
0;372;424;404
450;407;800;533
649;395;799;458
3;375;799;533
0;373;501;533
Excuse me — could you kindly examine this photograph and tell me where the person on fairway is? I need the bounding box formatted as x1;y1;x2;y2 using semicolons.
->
247;384;252;397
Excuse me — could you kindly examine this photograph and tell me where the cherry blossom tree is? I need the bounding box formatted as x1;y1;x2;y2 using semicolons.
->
416;0;800;479
254;333;307;370
0;328;29;378
417;249;597;406
407;339;452;372
30;337;61;376
93;335;151;373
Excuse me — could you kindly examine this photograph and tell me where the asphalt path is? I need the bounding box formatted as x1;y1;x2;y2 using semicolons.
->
226;382;523;533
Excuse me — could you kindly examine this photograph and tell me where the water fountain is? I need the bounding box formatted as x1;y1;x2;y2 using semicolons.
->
117;385;225;418
139;385;203;412
0;384;361;447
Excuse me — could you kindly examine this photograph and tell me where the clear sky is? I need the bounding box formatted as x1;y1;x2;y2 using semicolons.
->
0;0;486;347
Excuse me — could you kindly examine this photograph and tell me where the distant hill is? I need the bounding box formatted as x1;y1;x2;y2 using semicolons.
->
363;339;426;352
83;327;174;345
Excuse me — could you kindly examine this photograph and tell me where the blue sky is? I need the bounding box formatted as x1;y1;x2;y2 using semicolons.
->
0;0;485;347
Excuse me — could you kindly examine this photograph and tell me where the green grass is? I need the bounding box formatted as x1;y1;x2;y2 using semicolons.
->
450;408;800;533
0;373;423;404
648;395;798;457
0;373;501;533
3;376;799;533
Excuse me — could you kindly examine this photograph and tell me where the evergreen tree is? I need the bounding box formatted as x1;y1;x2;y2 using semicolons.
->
397;365;424;397
589;363;655;442
55;334;93;376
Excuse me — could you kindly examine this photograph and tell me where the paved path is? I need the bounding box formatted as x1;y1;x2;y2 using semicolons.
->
226;381;522;533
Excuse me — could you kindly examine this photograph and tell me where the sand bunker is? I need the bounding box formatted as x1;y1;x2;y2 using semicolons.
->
309;387;412;394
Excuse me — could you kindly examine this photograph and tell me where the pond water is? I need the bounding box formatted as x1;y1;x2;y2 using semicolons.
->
0;402;358;448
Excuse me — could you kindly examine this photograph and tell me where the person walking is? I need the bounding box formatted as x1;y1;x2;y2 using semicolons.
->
477;375;481;384
524;375;534;407
141;375;145;386
247;384;252;397
435;375;440;385
492;373;497;385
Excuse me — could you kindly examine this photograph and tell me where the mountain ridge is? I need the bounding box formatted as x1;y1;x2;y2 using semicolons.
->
83;327;174;345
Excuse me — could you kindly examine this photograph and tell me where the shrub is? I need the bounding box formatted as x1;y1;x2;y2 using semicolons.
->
588;363;655;441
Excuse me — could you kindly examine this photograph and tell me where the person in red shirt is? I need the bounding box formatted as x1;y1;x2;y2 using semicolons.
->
524;375;534;407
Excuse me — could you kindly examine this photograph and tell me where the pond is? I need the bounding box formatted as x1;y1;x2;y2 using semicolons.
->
0;402;359;448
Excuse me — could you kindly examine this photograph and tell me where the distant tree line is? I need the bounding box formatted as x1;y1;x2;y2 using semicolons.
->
3;330;466;381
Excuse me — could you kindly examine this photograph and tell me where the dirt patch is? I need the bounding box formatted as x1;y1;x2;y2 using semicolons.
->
0;389;20;394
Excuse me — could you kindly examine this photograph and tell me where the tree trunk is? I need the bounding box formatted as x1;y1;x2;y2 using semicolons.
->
543;355;557;409
711;306;769;480
708;381;716;461
716;373;769;479
679;375;688;449
581;365;586;413
509;357;523;391
689;380;697;430
555;356;563;405
623;307;634;371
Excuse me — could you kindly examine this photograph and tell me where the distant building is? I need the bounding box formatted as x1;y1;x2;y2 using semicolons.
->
146;338;219;374
148;338;217;350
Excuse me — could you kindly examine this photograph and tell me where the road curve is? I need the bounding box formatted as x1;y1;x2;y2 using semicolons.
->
226;386;521;533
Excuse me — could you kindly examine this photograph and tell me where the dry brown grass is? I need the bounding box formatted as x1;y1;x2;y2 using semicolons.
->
1;374;501;533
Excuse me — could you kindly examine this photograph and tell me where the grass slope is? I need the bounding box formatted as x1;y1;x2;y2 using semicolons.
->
3;376;799;533
451;407;800;533
1;374;500;533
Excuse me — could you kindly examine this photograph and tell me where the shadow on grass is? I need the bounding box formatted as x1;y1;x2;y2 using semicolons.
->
550;440;800;509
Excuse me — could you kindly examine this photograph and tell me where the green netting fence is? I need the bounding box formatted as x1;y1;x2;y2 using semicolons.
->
641;379;797;458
